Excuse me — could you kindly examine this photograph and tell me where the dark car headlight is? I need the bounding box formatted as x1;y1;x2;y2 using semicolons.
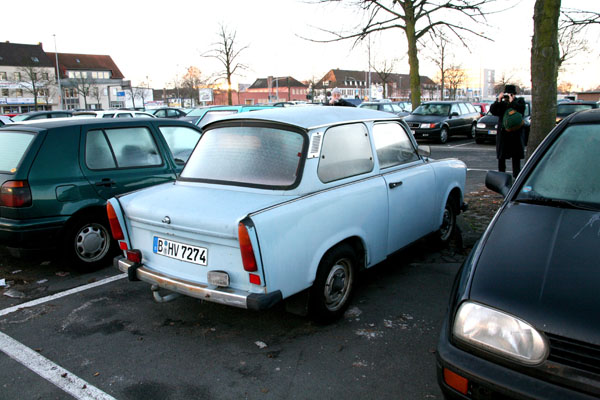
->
453;302;548;365
476;122;486;129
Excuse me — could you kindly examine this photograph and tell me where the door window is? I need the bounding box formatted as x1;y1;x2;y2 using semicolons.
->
155;110;167;118
372;123;419;169
458;103;469;114
85;127;162;169
116;113;133;118
318;123;373;183
158;126;201;163
451;104;461;115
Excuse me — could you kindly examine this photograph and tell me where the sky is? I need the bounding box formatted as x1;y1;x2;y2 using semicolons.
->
4;0;600;92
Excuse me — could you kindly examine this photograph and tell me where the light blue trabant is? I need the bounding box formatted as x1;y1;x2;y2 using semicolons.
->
108;107;467;322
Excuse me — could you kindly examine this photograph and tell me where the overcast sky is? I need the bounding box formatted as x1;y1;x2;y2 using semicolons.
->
5;0;600;91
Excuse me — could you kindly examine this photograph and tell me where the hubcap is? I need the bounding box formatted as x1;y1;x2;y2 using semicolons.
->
323;259;353;312
75;223;109;262
440;129;448;143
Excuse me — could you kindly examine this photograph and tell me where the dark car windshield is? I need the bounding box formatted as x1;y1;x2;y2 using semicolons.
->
556;104;595;116
181;125;305;188
412;104;450;116
516;124;600;208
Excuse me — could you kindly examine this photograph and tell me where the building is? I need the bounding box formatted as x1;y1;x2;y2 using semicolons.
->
47;51;126;110
576;91;600;102
313;69;437;102
0;41;58;114
238;76;308;104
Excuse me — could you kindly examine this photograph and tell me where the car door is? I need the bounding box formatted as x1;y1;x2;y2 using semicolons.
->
372;122;436;253
447;103;463;135
80;124;177;200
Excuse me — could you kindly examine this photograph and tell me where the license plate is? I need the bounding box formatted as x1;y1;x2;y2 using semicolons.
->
153;236;207;265
488;130;497;135
422;133;429;137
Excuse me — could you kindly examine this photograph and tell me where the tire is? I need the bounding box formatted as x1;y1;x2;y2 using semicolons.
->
438;127;449;144
467;124;475;139
309;244;357;323
64;214;116;271
437;197;458;245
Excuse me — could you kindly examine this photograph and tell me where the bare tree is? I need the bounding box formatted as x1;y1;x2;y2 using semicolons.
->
16;60;54;111
307;0;493;109
132;86;150;108
427;32;451;100
66;74;96;110
202;24;249;105
445;65;467;100
372;58;397;98
493;70;524;93
557;81;573;94
91;85;103;109
181;66;205;106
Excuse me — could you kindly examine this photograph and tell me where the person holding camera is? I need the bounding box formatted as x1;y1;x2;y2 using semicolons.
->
328;88;356;107
489;84;526;178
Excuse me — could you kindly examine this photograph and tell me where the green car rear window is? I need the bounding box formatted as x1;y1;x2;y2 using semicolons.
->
0;131;35;173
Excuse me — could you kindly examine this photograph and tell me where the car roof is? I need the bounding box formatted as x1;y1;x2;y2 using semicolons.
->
567;107;600;123
421;101;464;104
1;117;193;132
18;110;73;116
203;106;400;131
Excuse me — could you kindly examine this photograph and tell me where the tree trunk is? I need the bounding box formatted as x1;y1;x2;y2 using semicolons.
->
404;3;421;109
227;72;233;105
530;0;561;157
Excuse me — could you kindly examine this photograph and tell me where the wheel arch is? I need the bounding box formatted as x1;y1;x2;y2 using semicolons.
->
308;234;367;285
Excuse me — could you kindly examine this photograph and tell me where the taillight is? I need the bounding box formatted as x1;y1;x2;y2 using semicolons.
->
238;222;257;272
0;180;32;207
106;202;124;240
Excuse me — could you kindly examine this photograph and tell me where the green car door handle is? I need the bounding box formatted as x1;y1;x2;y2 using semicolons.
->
95;178;116;187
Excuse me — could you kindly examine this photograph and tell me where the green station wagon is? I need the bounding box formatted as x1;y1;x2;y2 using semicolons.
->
0;118;202;269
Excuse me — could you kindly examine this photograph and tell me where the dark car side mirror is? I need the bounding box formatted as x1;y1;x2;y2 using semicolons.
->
450;112;459;117
485;170;512;198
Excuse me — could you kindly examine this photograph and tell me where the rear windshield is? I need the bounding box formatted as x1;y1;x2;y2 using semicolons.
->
557;104;595;116
0;131;35;173
180;125;305;188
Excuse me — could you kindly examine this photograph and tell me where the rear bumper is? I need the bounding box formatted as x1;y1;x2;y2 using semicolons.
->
114;256;282;310
0;216;66;247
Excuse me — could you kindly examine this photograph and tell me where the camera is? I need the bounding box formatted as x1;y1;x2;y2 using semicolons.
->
502;94;510;101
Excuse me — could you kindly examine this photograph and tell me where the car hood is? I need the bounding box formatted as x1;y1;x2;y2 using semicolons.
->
404;114;447;123
477;115;498;124
118;181;295;238
469;201;600;345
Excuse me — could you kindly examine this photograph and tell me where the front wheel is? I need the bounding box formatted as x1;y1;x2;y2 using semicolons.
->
438;127;449;144
64;214;116;271
309;244;357;323
467;124;475;139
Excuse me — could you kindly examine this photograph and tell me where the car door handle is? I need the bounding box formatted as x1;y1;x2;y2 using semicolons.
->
389;181;403;189
95;178;116;187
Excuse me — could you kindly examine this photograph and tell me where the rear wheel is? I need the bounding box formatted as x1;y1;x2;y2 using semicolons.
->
309;244;357;323
64;214;116;271
438;127;449;144
437;197;458;245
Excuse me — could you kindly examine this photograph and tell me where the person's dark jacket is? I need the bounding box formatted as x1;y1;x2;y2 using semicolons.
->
330;98;356;107
490;97;526;160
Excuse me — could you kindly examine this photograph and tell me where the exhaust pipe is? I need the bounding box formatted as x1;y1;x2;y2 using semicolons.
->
151;284;180;303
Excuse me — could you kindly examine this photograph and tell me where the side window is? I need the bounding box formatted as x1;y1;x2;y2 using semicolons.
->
116;113;133;118
102;114;114;118
158;126;201;163
458;103;469;115
451;104;460;115
382;104;394;112
167;110;179;118
85;130;117;169
105;127;162;168
318;123;373;183
155;110;166;118
134;113;153;118
465;103;477;114
372;123;419;169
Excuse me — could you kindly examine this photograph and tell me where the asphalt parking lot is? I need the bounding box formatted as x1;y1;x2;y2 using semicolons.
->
0;138;502;400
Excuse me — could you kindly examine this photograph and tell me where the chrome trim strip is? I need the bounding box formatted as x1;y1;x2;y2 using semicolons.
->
117;258;249;309
308;117;398;130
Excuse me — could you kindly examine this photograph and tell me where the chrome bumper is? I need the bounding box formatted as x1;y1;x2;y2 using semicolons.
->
114;256;281;310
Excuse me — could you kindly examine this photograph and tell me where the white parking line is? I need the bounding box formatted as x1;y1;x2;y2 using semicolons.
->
0;331;116;400
0;273;126;317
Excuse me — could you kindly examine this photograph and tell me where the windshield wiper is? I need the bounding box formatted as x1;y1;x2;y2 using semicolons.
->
516;196;600;211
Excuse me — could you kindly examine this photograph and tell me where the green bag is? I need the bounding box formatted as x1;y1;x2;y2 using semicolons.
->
502;108;524;132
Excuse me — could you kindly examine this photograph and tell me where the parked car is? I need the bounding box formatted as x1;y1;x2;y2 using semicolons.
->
475;101;532;144
404;101;480;143
73;110;156;119
395;101;412;112
0;115;13;126
11;110;73;121
358;101;410;117
0;118;202;269
555;101;598;124
436;108;600;399
471;102;490;118
108;107;467;322
182;105;276;127
146;107;188;119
